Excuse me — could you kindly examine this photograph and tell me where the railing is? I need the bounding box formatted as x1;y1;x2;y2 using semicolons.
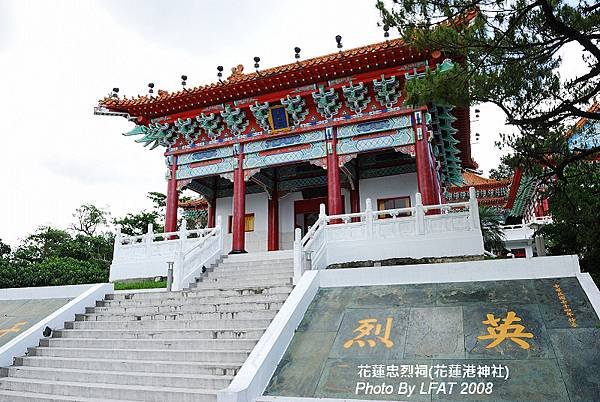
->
111;217;224;289
293;187;483;283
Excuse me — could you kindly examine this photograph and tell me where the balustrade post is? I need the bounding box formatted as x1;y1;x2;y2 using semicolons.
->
216;216;224;252
469;187;481;230
415;193;425;235
113;226;122;260
293;228;303;284
145;223;154;258
173;251;185;291
365;198;374;239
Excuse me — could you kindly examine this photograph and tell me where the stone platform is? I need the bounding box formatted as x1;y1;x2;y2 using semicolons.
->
265;277;600;401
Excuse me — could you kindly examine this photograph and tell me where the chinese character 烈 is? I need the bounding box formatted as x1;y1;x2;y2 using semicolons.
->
343;317;394;349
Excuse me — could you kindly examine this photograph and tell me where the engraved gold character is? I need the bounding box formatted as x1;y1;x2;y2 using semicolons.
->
477;311;534;350
0;321;28;338
343;317;394;349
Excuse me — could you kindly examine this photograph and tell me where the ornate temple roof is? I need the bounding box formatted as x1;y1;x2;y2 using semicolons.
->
97;10;478;169
99;38;424;118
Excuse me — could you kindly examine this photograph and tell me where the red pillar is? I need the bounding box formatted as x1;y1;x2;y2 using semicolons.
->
350;180;360;222
231;149;246;253
207;201;216;228
414;110;438;206
326;127;343;216
207;176;217;228
267;186;279;251
165;156;179;233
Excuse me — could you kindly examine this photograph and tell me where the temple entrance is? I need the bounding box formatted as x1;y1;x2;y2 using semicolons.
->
294;197;328;235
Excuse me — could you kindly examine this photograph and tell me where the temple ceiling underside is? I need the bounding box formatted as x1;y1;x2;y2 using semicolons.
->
184;150;416;200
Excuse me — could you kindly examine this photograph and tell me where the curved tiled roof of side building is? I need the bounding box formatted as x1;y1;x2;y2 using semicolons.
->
566;102;600;137
179;198;209;210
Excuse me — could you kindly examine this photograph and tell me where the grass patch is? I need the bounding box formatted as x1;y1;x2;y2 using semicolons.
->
113;279;167;290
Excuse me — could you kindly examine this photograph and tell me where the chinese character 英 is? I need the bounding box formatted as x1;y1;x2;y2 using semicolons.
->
343;317;394;349
477;311;534;350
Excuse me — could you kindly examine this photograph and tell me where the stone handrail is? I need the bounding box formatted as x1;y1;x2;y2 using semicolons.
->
110;217;224;285
293;187;482;283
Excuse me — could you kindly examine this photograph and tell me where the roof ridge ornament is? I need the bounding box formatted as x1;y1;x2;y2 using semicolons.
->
229;64;245;80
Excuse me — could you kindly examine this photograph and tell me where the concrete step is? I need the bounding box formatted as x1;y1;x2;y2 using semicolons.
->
214;259;293;269
40;337;258;351
3;366;233;390
90;300;284;315
77;308;278;321
106;285;293;301
198;272;292;283
15;356;241;376
189;278;293;290
0;377;217;402
0;389;136;402
52;328;266;340
67;318;273;330
99;292;289;308
29;346;250;363
223;251;292;262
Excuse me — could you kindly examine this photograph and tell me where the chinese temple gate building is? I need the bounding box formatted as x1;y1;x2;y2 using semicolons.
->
97;37;476;254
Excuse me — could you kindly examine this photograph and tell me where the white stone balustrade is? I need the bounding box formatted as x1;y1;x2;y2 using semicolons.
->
110;218;224;290
293;187;485;283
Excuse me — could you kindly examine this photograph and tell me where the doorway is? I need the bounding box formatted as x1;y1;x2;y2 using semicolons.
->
294;196;345;235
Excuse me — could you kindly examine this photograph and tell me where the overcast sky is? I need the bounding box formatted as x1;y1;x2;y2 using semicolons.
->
0;0;526;246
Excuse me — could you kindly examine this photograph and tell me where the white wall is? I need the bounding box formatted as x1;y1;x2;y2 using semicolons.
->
359;172;418;210
279;191;303;250
217;193;269;253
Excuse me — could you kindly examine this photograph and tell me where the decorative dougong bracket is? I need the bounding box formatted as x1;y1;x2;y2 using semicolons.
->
196;113;224;140
175;118;199;143
221;104;249;137
342;81;370;114
312;86;342;119
281;95;308;126
373;75;400;108
250;101;271;131
124;122;178;149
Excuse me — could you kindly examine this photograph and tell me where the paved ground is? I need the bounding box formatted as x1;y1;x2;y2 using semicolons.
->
0;298;71;347
265;278;600;401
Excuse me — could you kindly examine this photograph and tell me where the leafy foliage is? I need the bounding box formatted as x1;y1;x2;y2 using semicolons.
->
113;192;168;235
377;0;600;176
538;161;600;276
0;257;109;288
479;206;506;253
0;239;11;259
0;204;114;288
113;211;163;236
71;204;108;236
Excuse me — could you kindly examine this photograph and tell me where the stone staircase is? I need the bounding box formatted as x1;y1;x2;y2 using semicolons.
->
0;250;294;402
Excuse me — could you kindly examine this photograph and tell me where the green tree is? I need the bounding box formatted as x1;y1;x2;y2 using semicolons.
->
538;161;600;280
376;0;600;177
0;239;10;259
113;192;169;235
113;211;163;236
479;206;506;253
71;204;108;236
